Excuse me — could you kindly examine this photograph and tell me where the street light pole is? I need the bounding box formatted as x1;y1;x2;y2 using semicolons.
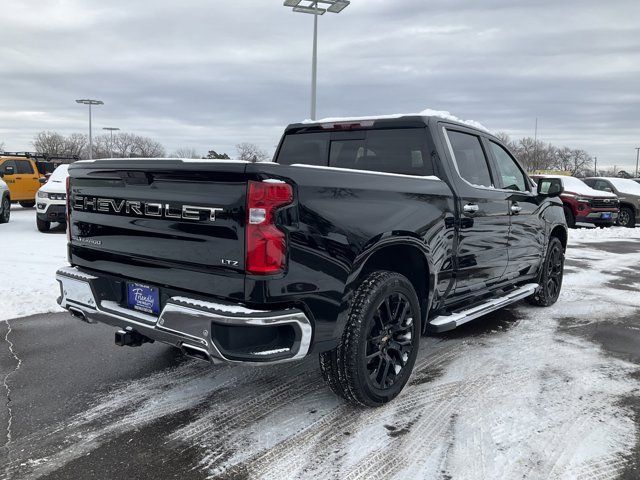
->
103;127;120;158
283;0;350;121
75;99;104;160
635;147;640;178
311;8;318;120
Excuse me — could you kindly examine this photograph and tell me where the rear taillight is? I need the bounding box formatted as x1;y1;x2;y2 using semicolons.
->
66;176;71;242
246;180;293;275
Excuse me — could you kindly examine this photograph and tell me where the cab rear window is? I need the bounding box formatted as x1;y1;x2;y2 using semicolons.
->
277;128;434;176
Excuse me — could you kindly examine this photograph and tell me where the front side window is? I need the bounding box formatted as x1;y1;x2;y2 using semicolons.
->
594;180;612;192
16;160;34;174
446;130;493;188
489;141;528;192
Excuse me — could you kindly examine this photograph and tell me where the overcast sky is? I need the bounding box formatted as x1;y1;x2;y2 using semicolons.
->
1;0;639;169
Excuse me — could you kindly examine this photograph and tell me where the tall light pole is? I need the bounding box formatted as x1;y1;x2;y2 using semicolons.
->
75;99;104;159
103;127;120;158
283;0;350;120
635;147;640;178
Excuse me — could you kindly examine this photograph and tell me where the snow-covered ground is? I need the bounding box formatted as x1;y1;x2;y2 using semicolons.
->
0;207;66;321
2;208;640;479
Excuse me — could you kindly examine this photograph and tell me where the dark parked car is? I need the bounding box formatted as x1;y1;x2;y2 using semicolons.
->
56;114;567;407
584;177;640;228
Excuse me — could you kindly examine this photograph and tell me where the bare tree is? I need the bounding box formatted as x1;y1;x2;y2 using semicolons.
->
0;141;5;153
172;147;200;159
236;143;270;163
134;137;166;158
113;133;138;158
66;133;88;158
33;131;67;155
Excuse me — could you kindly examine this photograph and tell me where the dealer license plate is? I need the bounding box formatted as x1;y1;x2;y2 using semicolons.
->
127;282;160;315
601;212;612;220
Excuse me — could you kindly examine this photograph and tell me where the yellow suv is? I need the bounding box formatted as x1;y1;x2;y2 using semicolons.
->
0;154;45;207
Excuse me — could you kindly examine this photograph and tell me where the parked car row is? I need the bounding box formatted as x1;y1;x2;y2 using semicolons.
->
531;174;640;228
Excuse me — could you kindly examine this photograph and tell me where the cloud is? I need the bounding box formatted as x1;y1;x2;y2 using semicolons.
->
0;0;638;167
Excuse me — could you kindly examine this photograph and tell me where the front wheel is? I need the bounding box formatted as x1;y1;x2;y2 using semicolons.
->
528;237;564;307
36;217;50;232
0;196;10;224
319;271;421;407
618;206;636;228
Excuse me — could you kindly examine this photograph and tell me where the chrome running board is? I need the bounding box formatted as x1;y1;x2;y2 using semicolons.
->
428;283;538;333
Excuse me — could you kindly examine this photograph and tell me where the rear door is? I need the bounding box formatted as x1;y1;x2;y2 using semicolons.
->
485;139;545;278
442;127;510;294
15;159;41;200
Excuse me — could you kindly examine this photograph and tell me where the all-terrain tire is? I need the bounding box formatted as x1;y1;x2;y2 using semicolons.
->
563;205;575;228
0;196;10;224
527;237;564;307
618;206;636;228
36;217;50;232
319;271;421;407
19;201;36;208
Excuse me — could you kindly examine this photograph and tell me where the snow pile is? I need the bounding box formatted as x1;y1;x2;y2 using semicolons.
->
304;108;490;132
0;207;67;321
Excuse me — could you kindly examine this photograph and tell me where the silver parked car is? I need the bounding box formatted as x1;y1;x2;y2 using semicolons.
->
583;177;640;228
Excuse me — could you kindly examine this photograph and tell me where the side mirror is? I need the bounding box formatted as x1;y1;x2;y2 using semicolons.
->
0;172;3;179
3;166;15;176
537;178;564;198
38;177;47;184
604;187;613;193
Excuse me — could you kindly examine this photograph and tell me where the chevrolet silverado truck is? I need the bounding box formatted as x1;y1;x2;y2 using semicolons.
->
530;174;618;228
56;114;568;407
583;177;640;228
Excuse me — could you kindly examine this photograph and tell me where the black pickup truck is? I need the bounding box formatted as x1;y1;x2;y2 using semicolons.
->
57;114;567;407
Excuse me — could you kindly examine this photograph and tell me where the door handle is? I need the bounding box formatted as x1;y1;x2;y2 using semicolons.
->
463;203;479;214
511;204;522;214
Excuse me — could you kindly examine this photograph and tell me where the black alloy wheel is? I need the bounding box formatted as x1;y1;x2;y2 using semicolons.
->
527;236;564;307
618;207;635;228
365;293;414;390
319;271;421;407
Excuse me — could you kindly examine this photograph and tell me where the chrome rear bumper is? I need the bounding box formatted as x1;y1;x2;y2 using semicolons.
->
56;266;312;364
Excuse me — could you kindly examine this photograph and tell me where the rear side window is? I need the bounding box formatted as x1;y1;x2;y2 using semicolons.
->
278;128;434;176
446;130;493;188
277;133;328;167
16;160;34;174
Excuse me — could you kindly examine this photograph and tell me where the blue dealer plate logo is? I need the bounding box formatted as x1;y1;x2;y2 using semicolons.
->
127;283;160;315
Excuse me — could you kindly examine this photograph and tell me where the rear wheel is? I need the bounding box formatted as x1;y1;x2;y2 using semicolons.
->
0;196;10;224
563;205;575;228
19;201;35;208
36;217;50;232
618;206;636;228
319;271;420;407
528;237;564;306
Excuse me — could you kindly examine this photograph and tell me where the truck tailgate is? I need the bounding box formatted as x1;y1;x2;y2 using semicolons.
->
68;160;248;297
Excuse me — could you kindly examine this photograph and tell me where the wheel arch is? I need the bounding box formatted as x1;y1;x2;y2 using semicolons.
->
619;201;637;215
550;224;568;250
346;235;433;334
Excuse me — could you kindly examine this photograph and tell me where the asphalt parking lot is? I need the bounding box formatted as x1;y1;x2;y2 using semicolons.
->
2;208;640;480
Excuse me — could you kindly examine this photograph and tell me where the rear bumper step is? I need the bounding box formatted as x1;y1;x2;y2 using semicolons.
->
428;283;538;333
56;266;312;365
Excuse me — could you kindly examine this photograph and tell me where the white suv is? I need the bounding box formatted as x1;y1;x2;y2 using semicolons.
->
0;175;10;224
36;164;69;232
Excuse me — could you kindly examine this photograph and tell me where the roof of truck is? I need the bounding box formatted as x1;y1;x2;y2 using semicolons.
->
288;109;491;133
